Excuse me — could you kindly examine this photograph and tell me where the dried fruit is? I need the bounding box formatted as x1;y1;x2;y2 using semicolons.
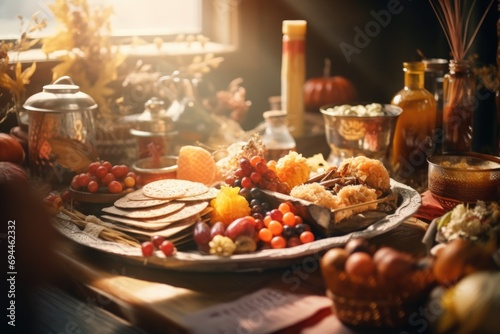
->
274;151;310;189
210;185;251;225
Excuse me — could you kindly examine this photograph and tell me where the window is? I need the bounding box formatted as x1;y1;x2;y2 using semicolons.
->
0;0;239;58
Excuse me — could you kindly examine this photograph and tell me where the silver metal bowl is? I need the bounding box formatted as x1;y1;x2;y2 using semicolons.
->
320;104;402;166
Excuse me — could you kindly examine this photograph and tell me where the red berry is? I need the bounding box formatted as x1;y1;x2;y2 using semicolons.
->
101;161;112;172
111;165;129;178
76;173;91;187
87;180;99;193
101;173;116;186
87;161;100;175
269;209;283;222
151;235;165;248
108;180;123;194
159;240;175;256
95;165;108;178
241;176;253;188
141;241;154;257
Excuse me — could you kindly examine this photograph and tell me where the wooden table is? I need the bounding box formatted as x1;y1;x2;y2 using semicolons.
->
50;218;430;334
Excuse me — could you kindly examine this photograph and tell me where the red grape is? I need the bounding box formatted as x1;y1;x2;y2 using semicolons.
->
108;180;123;193
76;173;91;187
141;241;154;257
95;165;108;178
210;221;226;239
194;221;211;248
241;176;253;189
101;161;112;172
87;161;100;175
151;235;166;248
101;173;116;186
87;180;99;193
111;165;128;178
269;209;283;222
159;240;175;256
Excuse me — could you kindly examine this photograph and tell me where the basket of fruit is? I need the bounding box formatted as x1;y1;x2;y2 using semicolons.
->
320;239;436;328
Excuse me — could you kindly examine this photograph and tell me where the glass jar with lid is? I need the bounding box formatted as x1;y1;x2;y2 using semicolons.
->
23;76;98;186
130;97;177;159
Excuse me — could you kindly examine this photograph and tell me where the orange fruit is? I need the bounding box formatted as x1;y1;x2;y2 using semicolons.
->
177;145;216;185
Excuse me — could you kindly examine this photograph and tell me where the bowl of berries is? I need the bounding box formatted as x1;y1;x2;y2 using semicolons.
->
69;160;137;204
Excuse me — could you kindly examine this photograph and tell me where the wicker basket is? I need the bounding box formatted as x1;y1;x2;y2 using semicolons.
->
324;269;435;328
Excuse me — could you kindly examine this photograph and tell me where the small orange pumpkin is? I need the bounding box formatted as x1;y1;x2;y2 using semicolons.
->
304;58;357;112
0;133;25;165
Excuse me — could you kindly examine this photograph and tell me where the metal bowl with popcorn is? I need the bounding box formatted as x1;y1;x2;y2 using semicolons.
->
320;103;402;167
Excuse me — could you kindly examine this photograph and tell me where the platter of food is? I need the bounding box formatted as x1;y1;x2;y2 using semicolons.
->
53;178;421;272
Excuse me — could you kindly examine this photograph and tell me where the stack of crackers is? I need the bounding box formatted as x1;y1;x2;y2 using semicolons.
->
100;179;218;247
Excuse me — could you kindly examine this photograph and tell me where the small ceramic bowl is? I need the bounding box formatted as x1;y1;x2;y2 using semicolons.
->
427;153;500;210
132;155;178;186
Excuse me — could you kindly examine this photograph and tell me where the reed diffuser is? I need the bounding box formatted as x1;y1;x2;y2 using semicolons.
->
429;0;494;153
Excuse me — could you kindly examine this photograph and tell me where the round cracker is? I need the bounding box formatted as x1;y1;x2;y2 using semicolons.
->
114;196;170;209
142;179;208;200
126;189;156;201
178;187;219;202
102;201;186;219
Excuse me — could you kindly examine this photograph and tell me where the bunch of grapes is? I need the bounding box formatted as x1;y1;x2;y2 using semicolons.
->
71;160;137;194
224;156;290;196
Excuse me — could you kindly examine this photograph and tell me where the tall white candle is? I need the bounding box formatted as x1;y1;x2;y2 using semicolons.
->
281;20;306;137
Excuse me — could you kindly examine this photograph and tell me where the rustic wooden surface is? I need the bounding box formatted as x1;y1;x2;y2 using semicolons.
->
52;219;429;333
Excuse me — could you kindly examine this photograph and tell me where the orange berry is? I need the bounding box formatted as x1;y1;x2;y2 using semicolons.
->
124;176;136;188
263;215;272;227
250;155;264;167
258;228;273;243
278;202;291;214
270;236;286;249
300;231;315;244
282;212;296;227
294;215;303;226
268;220;283;236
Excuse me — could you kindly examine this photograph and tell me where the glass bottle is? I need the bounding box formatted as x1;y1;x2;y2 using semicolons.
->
423;58;448;153
261;110;296;161
390;61;437;192
281;20;306;137
442;60;476;153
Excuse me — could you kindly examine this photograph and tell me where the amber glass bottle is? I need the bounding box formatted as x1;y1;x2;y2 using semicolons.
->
442;60;476;153
390;62;437;192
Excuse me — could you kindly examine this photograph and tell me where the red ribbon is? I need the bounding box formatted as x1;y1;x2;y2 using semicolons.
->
282;40;305;54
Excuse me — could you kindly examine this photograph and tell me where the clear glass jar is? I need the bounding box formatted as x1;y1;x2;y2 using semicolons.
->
442;60;476;153
423;58;448;151
261;110;296;161
390;61;438;192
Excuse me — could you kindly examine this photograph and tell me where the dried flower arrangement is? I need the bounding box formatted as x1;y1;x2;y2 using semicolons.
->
0;13;46;124
428;0;494;62
42;0;126;119
429;0;495;152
